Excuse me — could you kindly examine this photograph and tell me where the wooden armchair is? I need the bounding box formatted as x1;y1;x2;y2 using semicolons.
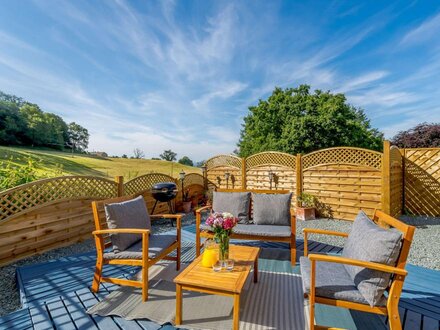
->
301;210;415;330
91;195;181;302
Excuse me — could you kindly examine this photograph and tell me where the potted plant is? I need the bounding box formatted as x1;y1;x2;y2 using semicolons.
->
296;192;316;220
182;189;192;213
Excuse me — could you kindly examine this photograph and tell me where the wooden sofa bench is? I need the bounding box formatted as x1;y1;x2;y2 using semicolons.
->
195;189;296;265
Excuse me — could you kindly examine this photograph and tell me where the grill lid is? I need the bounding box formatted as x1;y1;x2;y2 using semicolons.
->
151;182;178;202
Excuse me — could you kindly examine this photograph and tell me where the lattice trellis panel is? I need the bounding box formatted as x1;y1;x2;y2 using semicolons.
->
404;148;440;216
246;151;296;170
0;176;118;222
302;147;382;171
205;155;242;170
124;173;177;195
183;173;205;189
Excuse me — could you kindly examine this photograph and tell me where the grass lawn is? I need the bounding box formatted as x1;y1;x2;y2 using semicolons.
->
0;146;201;180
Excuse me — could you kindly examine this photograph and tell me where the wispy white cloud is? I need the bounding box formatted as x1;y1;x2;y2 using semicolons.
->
337;71;389;93
400;11;440;47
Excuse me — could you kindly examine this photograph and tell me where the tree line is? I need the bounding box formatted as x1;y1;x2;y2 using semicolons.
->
0;91;89;151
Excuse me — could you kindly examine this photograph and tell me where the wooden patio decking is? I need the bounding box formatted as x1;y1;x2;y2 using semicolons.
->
1;225;439;330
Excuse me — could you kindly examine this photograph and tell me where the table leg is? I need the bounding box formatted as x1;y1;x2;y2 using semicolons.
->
233;293;240;330
175;284;182;325
254;257;258;283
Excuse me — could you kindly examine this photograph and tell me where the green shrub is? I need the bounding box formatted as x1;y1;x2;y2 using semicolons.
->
0;157;40;190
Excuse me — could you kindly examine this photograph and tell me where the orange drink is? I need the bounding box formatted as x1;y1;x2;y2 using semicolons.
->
202;244;218;268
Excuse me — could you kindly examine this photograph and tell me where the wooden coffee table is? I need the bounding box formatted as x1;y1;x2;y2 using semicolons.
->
174;245;260;330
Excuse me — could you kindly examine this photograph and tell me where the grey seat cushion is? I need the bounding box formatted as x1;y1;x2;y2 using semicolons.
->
252;192;292;226
342;211;402;307
233;224;291;237
103;234;177;260
212;191;251;223
200;223;291;237
300;256;386;306
104;195;151;252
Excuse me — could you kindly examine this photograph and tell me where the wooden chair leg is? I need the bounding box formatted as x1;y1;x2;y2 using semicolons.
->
388;302;402;330
290;237;296;266
176;243;181;271
142;264;149;302
196;230;201;256
91;258;103;292
309;296;315;330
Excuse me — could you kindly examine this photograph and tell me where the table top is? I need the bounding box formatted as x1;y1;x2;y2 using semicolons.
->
174;245;260;294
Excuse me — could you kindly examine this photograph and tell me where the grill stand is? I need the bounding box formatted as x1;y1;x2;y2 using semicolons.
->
151;200;175;227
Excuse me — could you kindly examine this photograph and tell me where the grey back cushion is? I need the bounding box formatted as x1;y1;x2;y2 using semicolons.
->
104;195;151;252
342;210;402;307
252;192;292;226
212;192;251;223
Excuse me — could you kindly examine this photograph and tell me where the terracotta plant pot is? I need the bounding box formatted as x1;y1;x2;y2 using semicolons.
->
182;201;192;213
296;207;316;221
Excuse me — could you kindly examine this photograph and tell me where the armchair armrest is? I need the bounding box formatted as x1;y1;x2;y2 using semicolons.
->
150;214;182;229
93;228;150;235
150;214;183;219
308;254;407;276
303;228;348;256
195;205;212;214
303;228;349;237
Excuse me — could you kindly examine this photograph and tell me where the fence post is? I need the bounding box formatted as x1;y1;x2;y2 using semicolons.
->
400;148;406;215
296;154;302;207
242;157;247;189
115;176;124;197
382;141;391;214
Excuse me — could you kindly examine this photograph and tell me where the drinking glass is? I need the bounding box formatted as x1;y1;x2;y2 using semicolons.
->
225;259;234;271
212;261;222;272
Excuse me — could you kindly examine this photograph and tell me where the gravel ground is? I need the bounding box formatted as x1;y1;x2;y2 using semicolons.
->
1;213;439;317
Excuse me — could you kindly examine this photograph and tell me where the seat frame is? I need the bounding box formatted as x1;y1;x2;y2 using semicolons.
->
196;189;296;265
303;210;415;330
91;194;181;302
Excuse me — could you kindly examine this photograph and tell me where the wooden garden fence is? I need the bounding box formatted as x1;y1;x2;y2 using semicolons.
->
0;172;205;266
1;141;439;266
206;141;440;221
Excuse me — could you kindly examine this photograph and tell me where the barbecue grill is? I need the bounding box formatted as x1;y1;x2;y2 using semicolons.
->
151;182;178;215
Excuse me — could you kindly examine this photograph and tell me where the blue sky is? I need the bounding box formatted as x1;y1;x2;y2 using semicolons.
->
1;0;440;161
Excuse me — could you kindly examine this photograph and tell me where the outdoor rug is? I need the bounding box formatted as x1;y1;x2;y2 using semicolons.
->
87;251;306;329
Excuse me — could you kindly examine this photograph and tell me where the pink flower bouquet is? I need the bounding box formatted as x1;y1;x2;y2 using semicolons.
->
205;212;238;261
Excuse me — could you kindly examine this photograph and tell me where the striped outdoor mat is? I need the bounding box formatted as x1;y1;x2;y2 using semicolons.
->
87;260;306;329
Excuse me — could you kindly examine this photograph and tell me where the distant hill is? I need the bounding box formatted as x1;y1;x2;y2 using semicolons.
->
0;146;201;180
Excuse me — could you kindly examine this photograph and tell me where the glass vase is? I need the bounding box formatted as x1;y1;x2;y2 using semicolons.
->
217;235;230;264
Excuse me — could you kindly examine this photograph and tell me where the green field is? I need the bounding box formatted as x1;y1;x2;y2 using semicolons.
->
0;146;201;180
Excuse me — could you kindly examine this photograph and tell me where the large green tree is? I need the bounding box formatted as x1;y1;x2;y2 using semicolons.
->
19;103;49;146
160;149;177;161
178;156;193;166
68;122;89;151
237;85;383;157
0;101;28;145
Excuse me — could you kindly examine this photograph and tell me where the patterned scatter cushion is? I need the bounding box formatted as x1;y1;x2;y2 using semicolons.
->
252;193;292;226
212;191;251;224
342;210;402;307
104;195;151;252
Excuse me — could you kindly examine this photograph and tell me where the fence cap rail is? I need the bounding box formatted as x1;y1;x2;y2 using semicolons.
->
0;175;117;196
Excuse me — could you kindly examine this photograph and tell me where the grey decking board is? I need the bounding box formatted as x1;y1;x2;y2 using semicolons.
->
2;227;439;330
45;298;77;330
422;315;440;330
